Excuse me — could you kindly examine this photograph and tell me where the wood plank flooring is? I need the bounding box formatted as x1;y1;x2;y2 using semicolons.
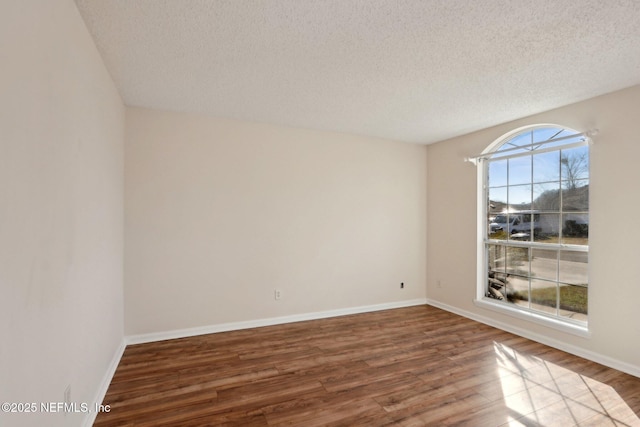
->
94;305;640;426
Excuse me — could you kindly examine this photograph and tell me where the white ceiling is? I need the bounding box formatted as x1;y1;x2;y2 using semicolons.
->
74;0;640;144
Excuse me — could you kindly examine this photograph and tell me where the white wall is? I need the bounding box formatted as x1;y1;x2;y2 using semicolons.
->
0;1;124;426
427;85;640;374
125;107;427;335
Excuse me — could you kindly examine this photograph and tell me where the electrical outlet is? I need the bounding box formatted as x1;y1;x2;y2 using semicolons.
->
274;289;282;300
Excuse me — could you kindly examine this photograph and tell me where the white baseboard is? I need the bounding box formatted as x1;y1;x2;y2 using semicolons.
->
79;299;425;426
426;298;640;379
82;338;127;427
81;296;637;427
126;298;428;345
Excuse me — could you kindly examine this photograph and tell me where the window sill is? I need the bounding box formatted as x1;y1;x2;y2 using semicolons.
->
474;298;591;338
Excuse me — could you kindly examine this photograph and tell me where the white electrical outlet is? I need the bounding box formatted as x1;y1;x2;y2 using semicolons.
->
274;289;282;300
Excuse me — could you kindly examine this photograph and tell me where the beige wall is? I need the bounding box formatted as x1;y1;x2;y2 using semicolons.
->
427;85;640;372
125;108;427;335
3;4;637;425
0;1;124;426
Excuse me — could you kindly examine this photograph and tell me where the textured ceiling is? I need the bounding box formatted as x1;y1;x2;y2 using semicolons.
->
74;0;640;144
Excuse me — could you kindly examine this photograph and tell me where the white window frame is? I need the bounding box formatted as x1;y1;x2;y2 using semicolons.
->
473;124;592;337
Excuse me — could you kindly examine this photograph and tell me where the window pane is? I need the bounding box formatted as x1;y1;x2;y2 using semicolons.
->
488;222;508;239
509;155;531;185
562;181;589;211
533;151;560;183
489;209;508;239
497;131;531;155
505;212;537;242
533;213;560;243
488;244;508;300
559;284;588;319
509;275;530;305
533;127;571;145
489;187;507;207
530;278;558;316
507;131;532;147
561;145;589;186
509;184;531;207
540;129;584;150
562;214;588;245
558;251;588;285
489;160;508;187
488;244;506;275
506;246;529;277
531;248;558;281
508;231;532;242
532;182;561;211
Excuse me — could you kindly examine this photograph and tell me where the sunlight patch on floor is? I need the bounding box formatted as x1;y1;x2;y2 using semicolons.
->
493;342;639;426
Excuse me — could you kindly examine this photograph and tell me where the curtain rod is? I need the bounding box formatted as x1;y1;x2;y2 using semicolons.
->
464;129;598;164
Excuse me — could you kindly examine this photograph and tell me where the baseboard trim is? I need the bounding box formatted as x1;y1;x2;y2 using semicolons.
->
82;338;127;427
80;296;637;427
126;298;428;345
426;298;640;379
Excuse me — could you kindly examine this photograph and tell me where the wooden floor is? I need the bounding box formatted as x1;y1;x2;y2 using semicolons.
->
94;305;640;426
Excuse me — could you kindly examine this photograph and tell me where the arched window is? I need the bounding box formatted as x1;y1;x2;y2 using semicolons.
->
474;125;592;333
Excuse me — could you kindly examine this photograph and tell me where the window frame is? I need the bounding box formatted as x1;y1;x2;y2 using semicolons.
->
474;124;591;337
